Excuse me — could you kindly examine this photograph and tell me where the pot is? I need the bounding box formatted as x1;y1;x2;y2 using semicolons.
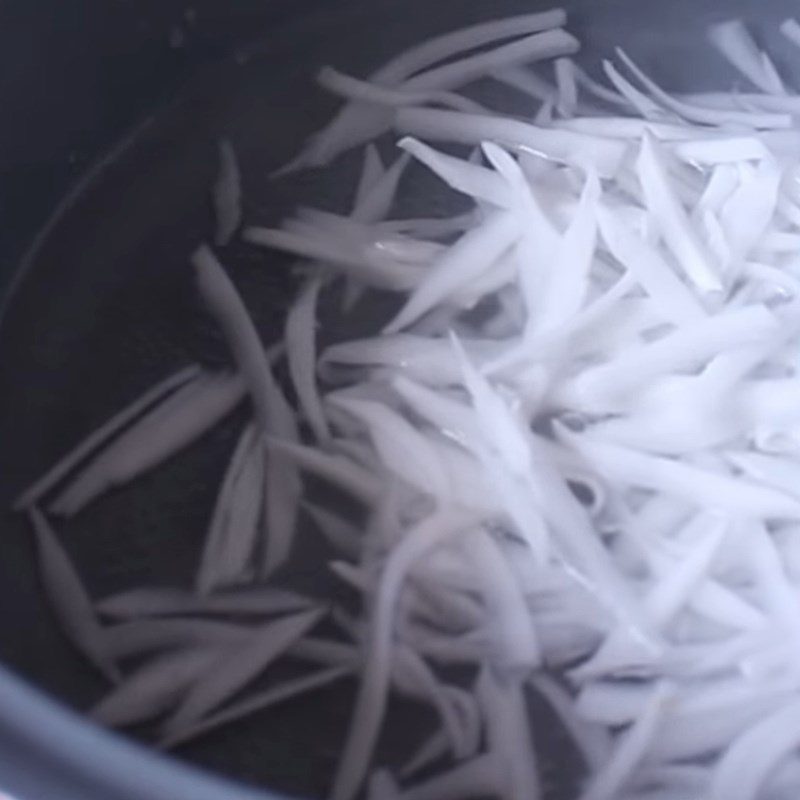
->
0;1;793;798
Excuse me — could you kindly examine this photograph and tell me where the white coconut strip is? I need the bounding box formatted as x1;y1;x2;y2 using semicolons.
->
637;132;723;292
653;693;790;762
465;531;540;672
694;164;739;223
90;647;220;727
510;451;627;609
615;49;791;128
754;232;800;257
30;508;120;682
397;754;502;800
720;158;782;263
572;63;632;109
576;517;728;677
328;558;368;593
355;144;385;207
537;171;601;330
214;139;242;246
579;682;673;800
50;371;245;516
330;396;451;498
601;61;669;120
160;665;351;750
281;218;442;268
745;378;800;429
576;682;654;726
559;432;800;518
367;770;400;800
243;227;424;292
379;213;477;238
555;57;578;117
193;245;297;441
331;509;473;800
477;670;541;800
451;333;532;475
479;143;559;329
632;765;708;797
530;673;611;771
708;19;786;95
14;364;200;510
282;9;567;168
491;66;557;102
267;439;381;505
776;194;800;231
555;117;704;141
740;641;794;681
408;577;484;631
374;10;568;85
766;758;800;800
673;136;769;165
286;277;329;443
761;51;787;94
452;250;518;310
533;97;554;125
102;619;251;660
579;674;787;728
524;434;653;637
781;17;800;48
385;211;518;333
538;623;605;667
208;440;264;592
407;542;480;595
748;523;800;672
193;245;303;573
398;137;510;208
317;67;488;114
391;375;480;447
583;405;739;458
695;209;731;270
709;697;800;800
727;450;800;503
404;629;485;666
596;206;705;326
273;104;391;177
642;544;766;631
352;152;412;224
702;338;781;393
264;443;300;574
584;349;761;453
95;585;314;620
197;423;258;594
163;607;324;733
663;632;771;677
289;636;360;669
628;492;692;539
429;437;502;514
679;90;800;115
485;269;641;378
368;235;444;265
394;107;628;178
401;28;579;94
563;305;778;409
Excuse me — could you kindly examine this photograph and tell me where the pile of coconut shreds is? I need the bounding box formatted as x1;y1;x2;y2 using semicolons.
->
20;9;800;800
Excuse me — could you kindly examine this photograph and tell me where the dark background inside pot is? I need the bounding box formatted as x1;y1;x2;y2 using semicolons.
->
0;1;797;799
